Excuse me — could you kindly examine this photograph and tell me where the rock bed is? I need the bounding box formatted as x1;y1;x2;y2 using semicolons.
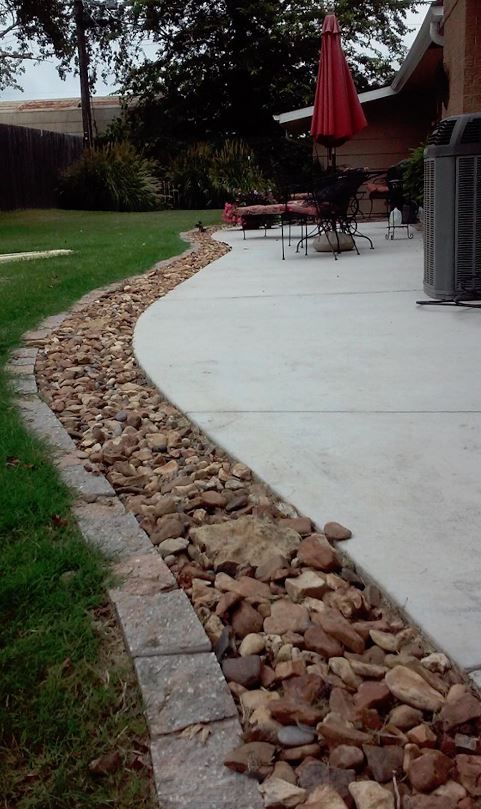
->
34;230;481;809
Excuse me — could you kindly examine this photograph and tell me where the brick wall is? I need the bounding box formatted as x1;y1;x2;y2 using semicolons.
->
444;0;481;115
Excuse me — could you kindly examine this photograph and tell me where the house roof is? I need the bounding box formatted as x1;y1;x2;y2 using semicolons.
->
274;2;444;131
0;96;122;113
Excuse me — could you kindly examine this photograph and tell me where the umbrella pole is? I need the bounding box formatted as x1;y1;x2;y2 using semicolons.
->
327;146;336;173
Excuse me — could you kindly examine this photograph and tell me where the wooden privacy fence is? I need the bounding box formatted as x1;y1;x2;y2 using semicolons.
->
0;123;83;211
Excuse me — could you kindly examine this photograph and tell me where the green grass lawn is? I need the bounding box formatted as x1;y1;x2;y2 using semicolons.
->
0;208;220;808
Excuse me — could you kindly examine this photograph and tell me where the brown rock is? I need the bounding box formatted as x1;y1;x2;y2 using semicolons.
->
285;570;327;602
315;608;365;654
350;660;387;679
222;655;261;687
191;516;301;573
385;665;445;712
270;698;323;727
363;744;403;782
275;660;307;680
440;685;481;731
458;799;476;809
304;784;348;809
404;797;457;809
200;490;227;509
272;761;297;784
317;713;372;747
281;517;312;535
248;706;282;744
323;522;352;541
354;681;391;712
296;759;356;802
258;776;307;808
329;745;364;770
224;741;275;779
231;601;264;638
408;750;453;792
280;743;322;761
283;674;325;704
297;534;339;571
304;625;343;658
456;754;481;796
150;513;184;545
349;781;394;809
215;590;241;617
264;600;310;635
329;688;356;722
407;723;437;747
260;664;277;688
388;704;424;730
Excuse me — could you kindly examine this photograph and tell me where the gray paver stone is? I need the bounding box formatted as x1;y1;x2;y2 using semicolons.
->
17;398;77;453
112;589;211;657
73;499;152;559
11;376;37;395
135;653;237;736
110;552;175;596
150;717;263;809
57;454;115;499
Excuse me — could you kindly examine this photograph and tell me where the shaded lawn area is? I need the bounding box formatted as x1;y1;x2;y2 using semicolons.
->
0;209;220;807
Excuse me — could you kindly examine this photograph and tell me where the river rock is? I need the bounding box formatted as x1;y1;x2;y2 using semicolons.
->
349;780;394;809
317;713;372;747
239;633;266;657
296;760;355;801
385;665;445;711
363;744;403;782
258;777;307;808
222;655;261;687
232;601;264;638
323;522;352;541
456;754;481;796
191;516;301;573
389;704;424;730
315;608;365;654
224;741;275;779
277;725;316;747
270;698;323;727
440;685;481;730
304;784;348;809
285;570;327;602
329;745;364;770
408;750;453;792
355;680;391;712
297;534;339;571
304;626;343;658
150;513;184;545
264;600;310;635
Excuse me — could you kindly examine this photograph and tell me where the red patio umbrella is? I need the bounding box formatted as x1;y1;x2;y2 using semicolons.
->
310;14;367;169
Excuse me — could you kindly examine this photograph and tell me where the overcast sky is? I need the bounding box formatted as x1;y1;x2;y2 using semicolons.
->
0;5;428;102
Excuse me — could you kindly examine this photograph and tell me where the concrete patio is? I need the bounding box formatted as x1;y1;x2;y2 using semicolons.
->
134;221;481;679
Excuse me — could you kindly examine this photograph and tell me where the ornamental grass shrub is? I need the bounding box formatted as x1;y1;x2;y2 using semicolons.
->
59;142;162;211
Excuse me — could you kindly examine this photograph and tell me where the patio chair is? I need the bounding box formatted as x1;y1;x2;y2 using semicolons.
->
285;169;374;260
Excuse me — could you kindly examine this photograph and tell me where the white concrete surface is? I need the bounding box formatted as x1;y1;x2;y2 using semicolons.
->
134;222;481;671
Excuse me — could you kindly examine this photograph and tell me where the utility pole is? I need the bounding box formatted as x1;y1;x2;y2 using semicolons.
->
74;0;94;147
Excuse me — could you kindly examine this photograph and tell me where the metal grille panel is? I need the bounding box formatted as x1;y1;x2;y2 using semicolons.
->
424;158;435;287
455;156;481;293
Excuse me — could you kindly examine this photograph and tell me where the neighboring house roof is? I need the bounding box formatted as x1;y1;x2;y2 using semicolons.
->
274;2;444;130
0;96;122;113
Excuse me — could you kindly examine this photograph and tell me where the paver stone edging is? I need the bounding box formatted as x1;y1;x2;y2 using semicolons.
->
8;230;263;809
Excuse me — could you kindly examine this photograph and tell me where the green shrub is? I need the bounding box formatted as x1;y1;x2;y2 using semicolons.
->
403;143;425;206
167;142;217;209
167;139;269;208
59;142;162;211
210;139;269;197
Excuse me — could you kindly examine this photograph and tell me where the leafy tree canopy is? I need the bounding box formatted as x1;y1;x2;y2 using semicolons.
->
0;0;134;91
121;0;417;152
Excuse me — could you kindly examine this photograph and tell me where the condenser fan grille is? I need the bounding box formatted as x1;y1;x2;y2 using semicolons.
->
455;156;481;292
427;119;456;145
424;159;435;287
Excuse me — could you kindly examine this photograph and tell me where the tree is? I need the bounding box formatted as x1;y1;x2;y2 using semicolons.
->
0;0;134;92
120;0;417;155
